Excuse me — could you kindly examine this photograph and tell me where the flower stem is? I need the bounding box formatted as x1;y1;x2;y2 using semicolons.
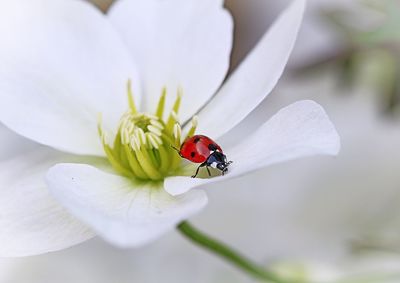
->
177;221;288;283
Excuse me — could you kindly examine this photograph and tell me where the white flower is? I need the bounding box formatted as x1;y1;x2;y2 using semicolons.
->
0;0;339;256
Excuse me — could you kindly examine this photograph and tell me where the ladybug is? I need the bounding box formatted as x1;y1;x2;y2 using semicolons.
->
176;135;232;178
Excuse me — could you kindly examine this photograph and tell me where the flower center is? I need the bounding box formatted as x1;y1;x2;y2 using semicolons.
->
97;81;197;181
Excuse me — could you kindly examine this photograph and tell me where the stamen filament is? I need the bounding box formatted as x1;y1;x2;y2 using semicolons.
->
173;123;182;148
135;147;162;180
172;88;182;113
123;145;148;179
103;143;133;177
185;116;198;139
155;87;167;119
151;149;161;167
98;83;195;181
166;91;182;132
113;132;122;153
119;145;130;168
158;145;171;174
127;80;138;113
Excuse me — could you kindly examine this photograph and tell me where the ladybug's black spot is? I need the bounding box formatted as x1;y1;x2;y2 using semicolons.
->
208;144;218;151
193;137;201;143
191;152;196;158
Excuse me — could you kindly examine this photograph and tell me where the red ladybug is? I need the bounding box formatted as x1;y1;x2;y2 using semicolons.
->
177;135;232;178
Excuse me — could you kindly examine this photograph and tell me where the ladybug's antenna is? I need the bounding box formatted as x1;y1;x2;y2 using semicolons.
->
171;145;182;157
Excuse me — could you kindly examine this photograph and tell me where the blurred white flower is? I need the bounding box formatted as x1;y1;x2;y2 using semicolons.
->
0;0;339;257
269;252;400;283
226;0;381;69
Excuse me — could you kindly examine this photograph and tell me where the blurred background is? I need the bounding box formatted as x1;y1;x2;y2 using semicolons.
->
2;0;400;282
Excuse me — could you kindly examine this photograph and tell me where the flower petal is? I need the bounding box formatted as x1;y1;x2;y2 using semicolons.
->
0;148;98;257
46;163;208;247
108;0;233;121
194;0;305;139
165;100;340;196
0;123;37;161
0;0;140;156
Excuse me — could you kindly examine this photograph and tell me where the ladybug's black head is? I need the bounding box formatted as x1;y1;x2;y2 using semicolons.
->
216;162;228;172
216;160;233;175
206;151;232;176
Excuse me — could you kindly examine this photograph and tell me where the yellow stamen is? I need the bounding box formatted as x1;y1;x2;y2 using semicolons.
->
97;82;195;181
155;87;167;119
127;79;138;113
185;115;198;139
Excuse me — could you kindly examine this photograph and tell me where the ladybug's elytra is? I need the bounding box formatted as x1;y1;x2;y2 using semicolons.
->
177;135;232;178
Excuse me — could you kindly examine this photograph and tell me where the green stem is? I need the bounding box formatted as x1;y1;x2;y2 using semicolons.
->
177;221;289;283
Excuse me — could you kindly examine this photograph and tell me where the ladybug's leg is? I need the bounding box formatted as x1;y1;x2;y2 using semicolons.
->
206;166;211;177
191;163;205;178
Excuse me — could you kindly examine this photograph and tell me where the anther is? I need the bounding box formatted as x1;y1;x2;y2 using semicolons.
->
147;133;160;149
130;136;141;151
150;119;164;130
173;123;182;146
147;125;162;136
98;83;193;181
135;128;147;146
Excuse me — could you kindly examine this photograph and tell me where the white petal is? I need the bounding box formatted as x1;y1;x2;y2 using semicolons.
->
165;100;340;195
46;164;208;247
0;0;141;156
0;123;37;161
194;0;305;139
0;148;97;257
108;0;232;121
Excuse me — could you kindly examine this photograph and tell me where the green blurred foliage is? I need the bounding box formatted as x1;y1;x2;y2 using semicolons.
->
300;0;400;116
